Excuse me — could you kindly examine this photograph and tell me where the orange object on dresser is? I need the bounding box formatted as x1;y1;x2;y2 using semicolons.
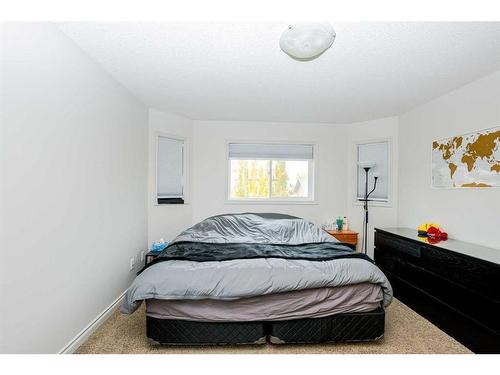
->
325;230;359;248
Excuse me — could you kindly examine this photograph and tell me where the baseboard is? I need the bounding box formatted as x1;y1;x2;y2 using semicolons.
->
58;290;127;354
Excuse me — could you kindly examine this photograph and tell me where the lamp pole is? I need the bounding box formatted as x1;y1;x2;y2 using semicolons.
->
361;167;378;255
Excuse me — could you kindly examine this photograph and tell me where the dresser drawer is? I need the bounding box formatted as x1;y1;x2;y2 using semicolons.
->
375;231;422;259
422;246;500;302
333;233;357;245
384;271;500;353
326;230;358;245
375;248;500;333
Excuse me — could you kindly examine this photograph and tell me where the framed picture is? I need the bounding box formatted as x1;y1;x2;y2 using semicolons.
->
432;126;500;188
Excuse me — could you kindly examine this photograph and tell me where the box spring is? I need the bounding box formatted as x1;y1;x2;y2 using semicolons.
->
146;307;384;345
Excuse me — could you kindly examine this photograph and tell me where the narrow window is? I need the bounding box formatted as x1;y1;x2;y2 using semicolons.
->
157;136;185;204
356;141;389;202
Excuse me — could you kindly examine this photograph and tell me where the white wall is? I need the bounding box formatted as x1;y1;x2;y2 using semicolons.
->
148;109;193;245
147;117;398;257
398;71;500;249
191;120;351;226
347;117;399;257
0;24;148;353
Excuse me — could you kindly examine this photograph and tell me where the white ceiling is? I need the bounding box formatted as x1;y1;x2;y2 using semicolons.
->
59;22;500;123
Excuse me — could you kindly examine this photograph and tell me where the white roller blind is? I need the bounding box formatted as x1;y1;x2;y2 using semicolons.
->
357;141;389;200
157;136;184;198
228;143;313;160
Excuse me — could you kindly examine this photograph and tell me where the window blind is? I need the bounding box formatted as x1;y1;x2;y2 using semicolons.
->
157;136;184;199
228;143;313;160
357;141;389;200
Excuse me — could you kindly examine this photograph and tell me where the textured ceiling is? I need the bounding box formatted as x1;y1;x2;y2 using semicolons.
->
59;22;500;123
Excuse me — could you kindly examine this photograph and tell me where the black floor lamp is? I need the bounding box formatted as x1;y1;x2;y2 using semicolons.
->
358;162;379;255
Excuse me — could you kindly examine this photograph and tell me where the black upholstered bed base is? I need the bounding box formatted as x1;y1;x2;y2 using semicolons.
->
146;307;385;345
269;307;385;344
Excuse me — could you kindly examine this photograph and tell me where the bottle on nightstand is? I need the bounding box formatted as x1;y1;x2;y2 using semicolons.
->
342;216;349;231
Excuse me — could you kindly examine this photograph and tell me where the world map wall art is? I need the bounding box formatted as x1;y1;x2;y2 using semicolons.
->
432;126;500;188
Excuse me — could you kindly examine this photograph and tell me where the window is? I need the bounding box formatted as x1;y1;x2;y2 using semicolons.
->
227;142;315;202
356;141;389;202
156;135;186;204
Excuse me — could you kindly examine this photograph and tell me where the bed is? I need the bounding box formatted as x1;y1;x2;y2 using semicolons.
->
121;213;393;345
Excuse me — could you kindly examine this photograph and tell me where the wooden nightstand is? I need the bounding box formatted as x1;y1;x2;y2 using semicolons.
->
325;230;358;250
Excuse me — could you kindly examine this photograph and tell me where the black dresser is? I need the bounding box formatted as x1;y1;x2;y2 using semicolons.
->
374;228;500;353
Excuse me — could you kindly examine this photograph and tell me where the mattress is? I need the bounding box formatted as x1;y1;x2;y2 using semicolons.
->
146;283;383;322
122;214;393;315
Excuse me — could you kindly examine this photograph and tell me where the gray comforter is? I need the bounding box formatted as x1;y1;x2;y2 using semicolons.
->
121;213;393;314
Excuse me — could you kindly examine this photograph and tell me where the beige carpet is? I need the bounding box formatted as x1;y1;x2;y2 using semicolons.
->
75;299;470;354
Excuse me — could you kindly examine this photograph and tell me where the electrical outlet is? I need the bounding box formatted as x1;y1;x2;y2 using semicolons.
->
140;250;145;262
129;256;136;271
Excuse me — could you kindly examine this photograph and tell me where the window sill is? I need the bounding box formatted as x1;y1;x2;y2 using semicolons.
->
225;199;318;205
153;199;189;206
352;199;392;208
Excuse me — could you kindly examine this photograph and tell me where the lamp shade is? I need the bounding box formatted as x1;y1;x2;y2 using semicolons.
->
358;161;376;169
279;22;336;60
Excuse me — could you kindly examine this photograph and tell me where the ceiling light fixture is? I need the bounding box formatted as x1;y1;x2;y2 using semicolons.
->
279;22;336;61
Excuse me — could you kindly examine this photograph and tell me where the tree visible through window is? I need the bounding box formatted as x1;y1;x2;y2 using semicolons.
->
229;159;310;200
272;161;288;196
232;160;269;198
